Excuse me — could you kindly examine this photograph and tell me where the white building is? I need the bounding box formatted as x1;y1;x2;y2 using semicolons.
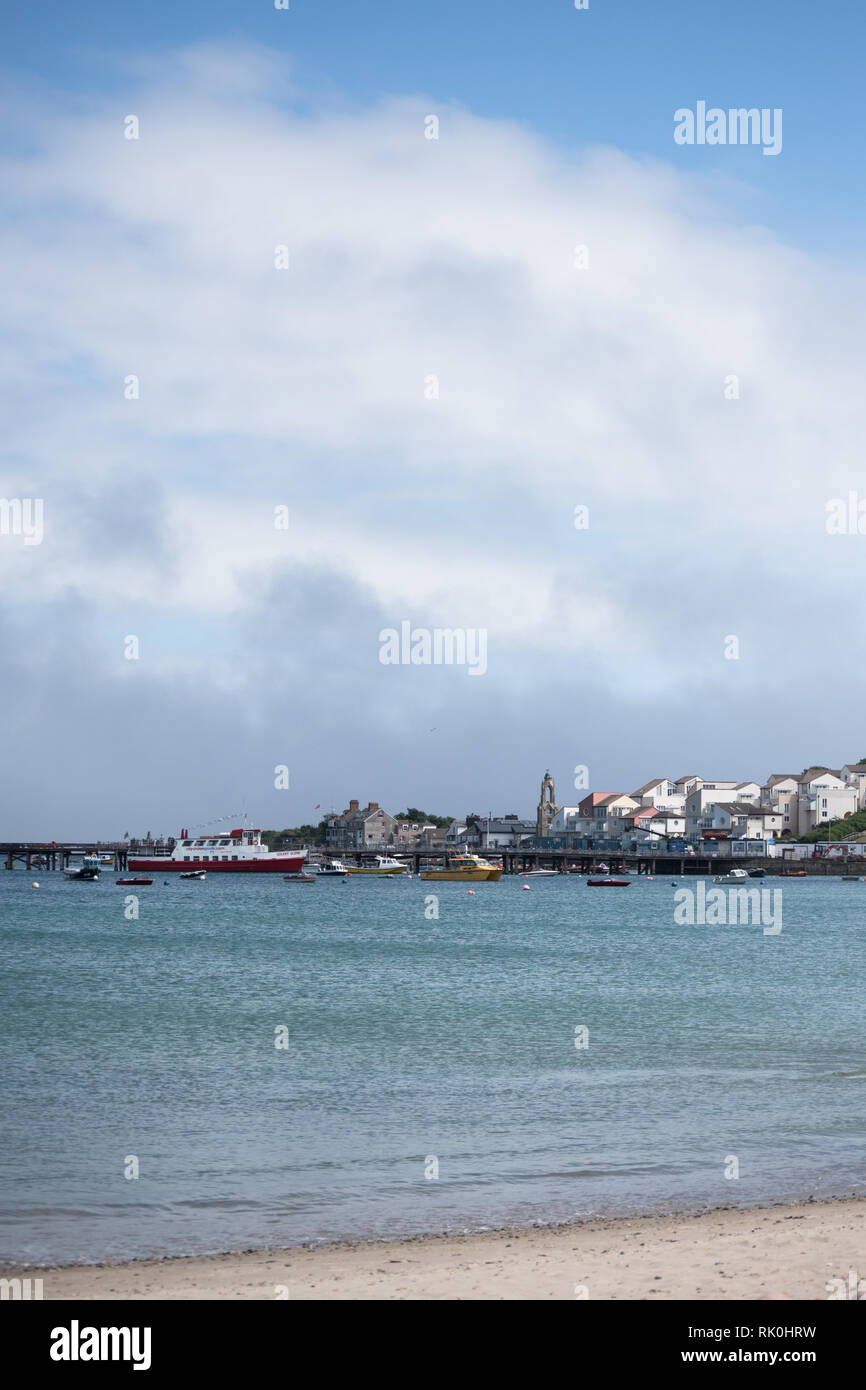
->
841;763;866;810
796;770;859;832
684;782;741;838
549;806;585;833
761;774;800;834
631;779;685;813
694;801;783;842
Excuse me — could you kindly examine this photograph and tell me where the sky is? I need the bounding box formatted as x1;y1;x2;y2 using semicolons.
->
2;1;866;838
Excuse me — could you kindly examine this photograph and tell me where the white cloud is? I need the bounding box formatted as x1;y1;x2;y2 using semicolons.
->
3;40;866;678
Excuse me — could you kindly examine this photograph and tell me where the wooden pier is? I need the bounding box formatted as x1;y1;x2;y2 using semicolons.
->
4;841;862;877
314;848;866;877
2;842;130;872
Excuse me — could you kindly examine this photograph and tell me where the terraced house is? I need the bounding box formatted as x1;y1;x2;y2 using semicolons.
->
323;800;397;850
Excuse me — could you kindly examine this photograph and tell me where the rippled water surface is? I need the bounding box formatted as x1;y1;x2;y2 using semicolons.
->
0;869;863;1264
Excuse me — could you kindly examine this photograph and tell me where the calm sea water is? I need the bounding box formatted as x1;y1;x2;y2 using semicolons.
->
0;868;864;1265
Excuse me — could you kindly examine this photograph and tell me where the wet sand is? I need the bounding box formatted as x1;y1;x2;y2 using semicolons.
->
7;1196;865;1300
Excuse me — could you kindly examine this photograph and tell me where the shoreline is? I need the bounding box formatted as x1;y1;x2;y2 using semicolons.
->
7;1193;864;1300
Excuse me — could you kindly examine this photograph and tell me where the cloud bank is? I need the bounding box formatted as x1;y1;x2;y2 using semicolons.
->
2;42;865;834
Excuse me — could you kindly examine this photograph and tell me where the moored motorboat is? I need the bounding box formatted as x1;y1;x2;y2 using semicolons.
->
714;868;750;885
587;878;630;887
348;855;407;876
116;877;153;886
179;870;207;881
524;868;557;877
315;859;348;877
64;855;101;881
420;854;502;882
284;871;316;883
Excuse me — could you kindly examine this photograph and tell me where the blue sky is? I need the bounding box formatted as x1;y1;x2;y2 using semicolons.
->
5;0;865;252
2;3;866;836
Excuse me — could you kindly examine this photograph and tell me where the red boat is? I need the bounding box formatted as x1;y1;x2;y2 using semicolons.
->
116;877;153;886
128;826;307;874
587;878;631;887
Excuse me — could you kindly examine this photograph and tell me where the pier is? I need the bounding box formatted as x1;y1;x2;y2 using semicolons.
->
314;848;866;877
2;842;130;871
3;841;863;877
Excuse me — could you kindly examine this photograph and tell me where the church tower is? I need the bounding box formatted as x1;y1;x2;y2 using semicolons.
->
536;770;558;838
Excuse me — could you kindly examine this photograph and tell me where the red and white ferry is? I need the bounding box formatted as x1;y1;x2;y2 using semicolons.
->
128;828;307;874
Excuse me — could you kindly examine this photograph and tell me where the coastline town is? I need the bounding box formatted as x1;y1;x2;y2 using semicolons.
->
297;763;866;858
7;764;866;878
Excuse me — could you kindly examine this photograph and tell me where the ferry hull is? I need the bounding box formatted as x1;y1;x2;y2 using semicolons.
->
128;855;306;874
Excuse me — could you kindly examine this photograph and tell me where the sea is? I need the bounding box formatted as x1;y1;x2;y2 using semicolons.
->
0;868;864;1266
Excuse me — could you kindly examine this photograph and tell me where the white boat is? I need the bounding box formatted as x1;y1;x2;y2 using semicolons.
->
524;868;557;876
315;859;348;877
713;867;750;885
64;854;101;881
129;826;306;875
349;855;407;876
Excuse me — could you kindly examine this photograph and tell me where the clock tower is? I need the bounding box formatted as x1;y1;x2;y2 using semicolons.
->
536;770;558;838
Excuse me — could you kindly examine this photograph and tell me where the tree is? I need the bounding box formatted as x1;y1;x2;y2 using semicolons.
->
394;808;453;828
262;822;326;846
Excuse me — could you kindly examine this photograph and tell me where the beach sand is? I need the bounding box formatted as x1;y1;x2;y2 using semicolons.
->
7;1197;865;1299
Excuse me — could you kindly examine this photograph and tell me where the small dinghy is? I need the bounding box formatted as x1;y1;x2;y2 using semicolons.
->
116;877;153;886
587;878;631;887
284;872;316;883
179;870;207;880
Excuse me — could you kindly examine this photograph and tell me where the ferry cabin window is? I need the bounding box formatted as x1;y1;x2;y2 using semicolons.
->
232;855;238;860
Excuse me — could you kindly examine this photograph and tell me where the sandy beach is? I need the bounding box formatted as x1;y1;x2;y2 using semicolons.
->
8;1196;864;1300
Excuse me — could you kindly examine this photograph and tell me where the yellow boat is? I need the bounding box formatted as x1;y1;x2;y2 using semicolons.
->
420;854;502;882
348;855;407;876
